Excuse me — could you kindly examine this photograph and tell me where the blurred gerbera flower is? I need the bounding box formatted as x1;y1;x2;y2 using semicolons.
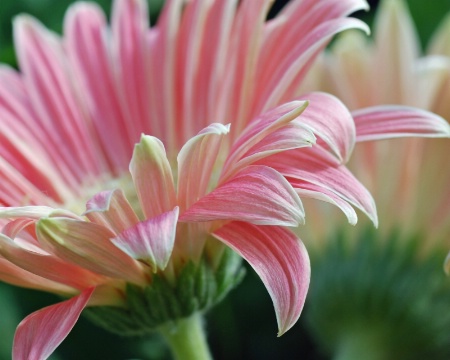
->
0;0;448;359
299;0;450;358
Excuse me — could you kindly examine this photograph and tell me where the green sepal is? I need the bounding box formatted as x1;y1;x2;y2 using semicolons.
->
84;248;245;336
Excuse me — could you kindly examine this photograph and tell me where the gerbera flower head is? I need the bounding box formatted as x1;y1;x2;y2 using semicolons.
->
0;0;448;359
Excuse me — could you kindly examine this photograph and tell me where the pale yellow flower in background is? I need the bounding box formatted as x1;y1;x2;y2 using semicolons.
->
301;0;450;255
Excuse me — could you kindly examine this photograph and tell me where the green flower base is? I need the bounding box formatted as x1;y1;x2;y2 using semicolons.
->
84;248;245;336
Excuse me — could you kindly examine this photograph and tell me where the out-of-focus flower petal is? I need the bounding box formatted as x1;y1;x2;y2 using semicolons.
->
298;92;356;163
130;135;176;219
13;287;94;360
181;165;304;227
445;252;450;275
373;0;420;105
111;207;179;272
0;206;81;220
36;218;146;285
427;13;450;57
263;148;378;226
352;106;450;142
84;189;140;234
177;123;230;210
213;222;310;336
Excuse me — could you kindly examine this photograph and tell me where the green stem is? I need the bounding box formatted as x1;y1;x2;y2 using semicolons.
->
159;313;212;360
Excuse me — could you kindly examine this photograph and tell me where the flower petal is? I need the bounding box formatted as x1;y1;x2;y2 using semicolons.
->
352;106;450;142
298;92;356;163
36;218;146;285
177;123;230;210
262;148;378;226
111;207;179;272
0;233;104;290
372;0;419;104
222;101;309;180
84;189;140;234
445;252;450;275
0;257;75;294
13;287;94;360
213;222;310;336
130;135;176;219
181;165;304;227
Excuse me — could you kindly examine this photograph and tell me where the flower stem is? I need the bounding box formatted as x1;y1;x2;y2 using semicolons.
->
159;313;212;360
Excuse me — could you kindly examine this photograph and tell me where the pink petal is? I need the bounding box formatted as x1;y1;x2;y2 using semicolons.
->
293;180;358;225
177;123;230;210
213;222;310;336
0;232;105;290
254;17;369;114
64;2;133;172
36;218;146;285
111;0;151;145
0;257;75;294
14;16;104;182
262;148;378;226
298;92;356;163
130;135;176;219
352;106;450;142
111;207;179;272
84;189;140;234
13;287;94;360
180;165;304;227
222;101;309;180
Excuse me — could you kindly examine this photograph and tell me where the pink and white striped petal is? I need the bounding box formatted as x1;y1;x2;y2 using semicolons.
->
222;101;309;180
130;135;176;219
84;189;140;234
213;222;310;336
293;180;358;225
298;92;356;163
263;148;378;226
0;257;76;295
177;123;230;210
111;207;179;272
181;165;304;227
36;218;146;285
0;233;106;290
353;106;450;142
13;287;94;360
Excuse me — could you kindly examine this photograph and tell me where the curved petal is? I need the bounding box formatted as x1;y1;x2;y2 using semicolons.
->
298;92;356;163
293;180;358;225
177;123;230;210
36;218;146;285
181;165;304;227
445;252;450;275
13;287;94;360
0;233;105;290
213;222;310;336
84;189;140;234
262;148;378;226
111;207;179;272
352;106;450;142
130;135;176;219
222;101;309;180
0;257;76;294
